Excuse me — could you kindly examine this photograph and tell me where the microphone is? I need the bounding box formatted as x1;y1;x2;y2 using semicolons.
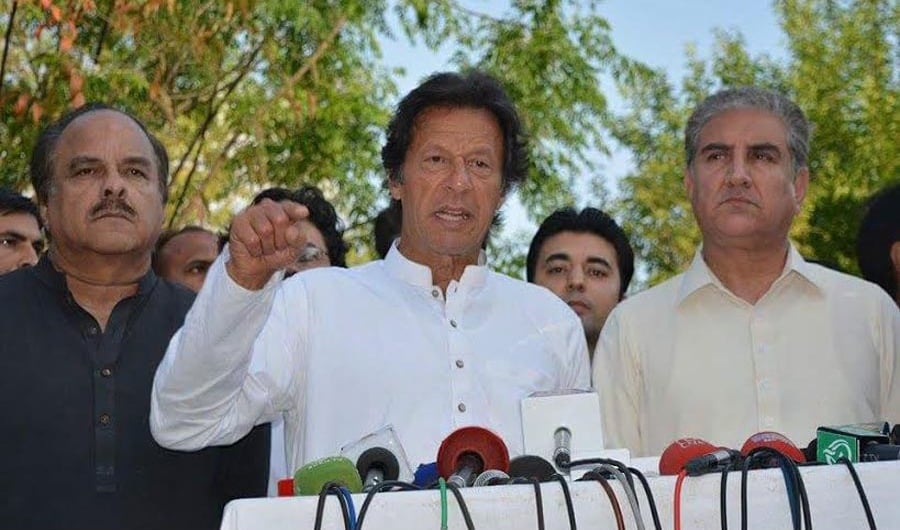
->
293;456;363;496
437;426;509;488
356;447;400;492
553;427;572;469
658;438;717;475
473;469;511;487
509;455;557;482
472;455;556;487
740;431;806;464
816;423;892;464
683;448;742;476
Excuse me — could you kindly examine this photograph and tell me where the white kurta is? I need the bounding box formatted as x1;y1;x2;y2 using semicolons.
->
593;243;900;456
152;245;591;474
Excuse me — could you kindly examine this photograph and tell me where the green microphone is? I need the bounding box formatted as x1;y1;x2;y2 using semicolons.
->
293;456;363;496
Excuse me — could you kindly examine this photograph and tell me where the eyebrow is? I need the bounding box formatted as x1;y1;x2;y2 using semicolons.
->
68;155;153;169
545;253;613;269
0;231;29;241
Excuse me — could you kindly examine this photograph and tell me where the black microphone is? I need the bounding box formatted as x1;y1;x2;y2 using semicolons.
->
356;447;400;492
683;448;742;476
816;423;891;463
509;455;557;482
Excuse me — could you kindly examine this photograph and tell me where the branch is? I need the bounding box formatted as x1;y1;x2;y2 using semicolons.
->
166;42;263;227
0;0;17;104
92;0;114;64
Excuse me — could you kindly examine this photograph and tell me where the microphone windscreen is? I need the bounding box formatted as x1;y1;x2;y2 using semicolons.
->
659;438;717;475
740;431;805;463
356;447;400;481
293;456;363;496
437;426;510;480
414;462;439;487
508;455;556;482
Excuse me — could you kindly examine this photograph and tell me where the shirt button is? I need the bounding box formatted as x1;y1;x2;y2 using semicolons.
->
455;359;464;368
450;319;458;328
87;326;99;336
457;403;466;412
99;413;111;426
100;367;113;378
431;289;440;298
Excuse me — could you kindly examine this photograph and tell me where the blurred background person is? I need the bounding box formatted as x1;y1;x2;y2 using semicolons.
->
0;187;43;275
153;226;219;292
857;182;900;306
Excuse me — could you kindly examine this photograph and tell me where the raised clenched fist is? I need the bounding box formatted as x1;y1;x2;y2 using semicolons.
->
225;199;311;290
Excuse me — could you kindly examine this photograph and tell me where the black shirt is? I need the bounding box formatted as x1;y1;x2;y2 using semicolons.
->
0;257;269;530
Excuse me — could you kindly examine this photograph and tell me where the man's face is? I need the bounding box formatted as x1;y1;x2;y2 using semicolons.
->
533;231;622;346
284;223;330;276
684;108;808;246
156;230;219;292
0;212;42;274
389;106;503;264
42;110;165;260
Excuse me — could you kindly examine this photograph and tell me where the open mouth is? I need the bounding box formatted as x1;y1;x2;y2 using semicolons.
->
435;209;471;222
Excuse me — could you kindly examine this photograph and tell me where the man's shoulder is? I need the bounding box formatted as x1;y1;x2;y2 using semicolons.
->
487;271;578;320
0;267;44;301
614;272;686;319
803;262;895;309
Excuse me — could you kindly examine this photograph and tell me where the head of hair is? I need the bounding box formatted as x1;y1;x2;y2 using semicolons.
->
381;70;528;196
684;86;810;175
0;188;41;227
857;183;900;299
374;201;403;259
152;225;215;274
30;103;170;205
251;186;348;268
526;207;635;299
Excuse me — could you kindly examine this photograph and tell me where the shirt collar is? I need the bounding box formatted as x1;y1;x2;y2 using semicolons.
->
676;241;823;305
31;253;158;295
383;239;488;290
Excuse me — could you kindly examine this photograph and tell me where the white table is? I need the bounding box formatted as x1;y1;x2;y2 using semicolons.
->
221;460;899;529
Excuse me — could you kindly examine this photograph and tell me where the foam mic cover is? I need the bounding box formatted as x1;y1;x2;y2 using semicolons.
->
741;431;806;463
659;438;717;475
293;456;363;496
357;447;400;483
437;426;510;483
508;455;556;482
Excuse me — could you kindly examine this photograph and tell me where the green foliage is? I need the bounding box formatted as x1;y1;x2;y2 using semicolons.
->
0;0;627;267
612;0;899;284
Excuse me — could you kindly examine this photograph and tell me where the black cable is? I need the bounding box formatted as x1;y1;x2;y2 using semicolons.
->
837;457;877;530
313;482;352;530
550;473;578;530
741;448;813;530
355;480;421;530
444;481;477;530
628;467;662;530
720;460;734;530
567;458;637;493
527;477;546;530
791;459;812;530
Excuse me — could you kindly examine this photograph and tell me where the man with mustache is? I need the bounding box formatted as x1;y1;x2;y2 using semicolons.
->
0;105;268;529
527;207;634;357
151;71;590;473
593;87;900;456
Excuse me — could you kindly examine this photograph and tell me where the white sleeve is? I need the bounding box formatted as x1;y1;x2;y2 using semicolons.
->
150;248;306;450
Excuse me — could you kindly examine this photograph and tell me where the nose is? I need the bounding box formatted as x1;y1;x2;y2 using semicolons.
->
17;244;39;269
725;157;752;188
103;169;128;198
446;157;475;192
566;267;585;292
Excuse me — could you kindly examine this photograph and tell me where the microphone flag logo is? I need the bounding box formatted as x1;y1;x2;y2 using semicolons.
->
819;435;856;464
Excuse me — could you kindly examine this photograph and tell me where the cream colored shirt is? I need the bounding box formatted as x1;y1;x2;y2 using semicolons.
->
593;244;900;457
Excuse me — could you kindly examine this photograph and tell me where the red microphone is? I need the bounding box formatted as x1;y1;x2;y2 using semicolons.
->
741;431;806;464
437;426;509;488
659;438;717;475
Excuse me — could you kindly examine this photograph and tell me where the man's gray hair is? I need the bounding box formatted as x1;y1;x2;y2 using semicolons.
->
684;86;811;175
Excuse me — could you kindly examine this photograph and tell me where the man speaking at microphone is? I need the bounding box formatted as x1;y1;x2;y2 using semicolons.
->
593;87;900;457
151;71;589;472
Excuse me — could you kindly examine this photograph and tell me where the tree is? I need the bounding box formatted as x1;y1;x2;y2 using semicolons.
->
611;0;898;284
1;0;633;269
